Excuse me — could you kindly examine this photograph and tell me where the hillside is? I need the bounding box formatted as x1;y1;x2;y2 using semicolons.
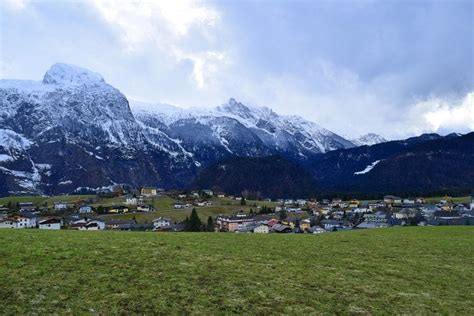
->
1;228;473;314
192;155;318;198
309;132;474;197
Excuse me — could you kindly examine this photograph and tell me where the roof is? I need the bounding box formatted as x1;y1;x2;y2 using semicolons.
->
39;218;61;225
16;210;37;218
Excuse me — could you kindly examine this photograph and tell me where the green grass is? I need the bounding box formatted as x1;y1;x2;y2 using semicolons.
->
0;195;95;207
0;227;473;314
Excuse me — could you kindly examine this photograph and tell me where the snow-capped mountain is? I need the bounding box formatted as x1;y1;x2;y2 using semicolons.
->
0;63;363;196
132;98;354;163
350;133;387;146
0;63;195;195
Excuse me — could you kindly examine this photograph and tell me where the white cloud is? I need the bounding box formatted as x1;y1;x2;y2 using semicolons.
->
88;0;224;88
3;0;28;11
414;92;474;132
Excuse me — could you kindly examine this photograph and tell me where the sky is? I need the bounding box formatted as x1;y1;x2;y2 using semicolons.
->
1;0;473;139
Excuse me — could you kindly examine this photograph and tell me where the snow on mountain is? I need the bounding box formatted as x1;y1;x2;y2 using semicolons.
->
351;133;387;146
354;160;382;175
131;98;355;159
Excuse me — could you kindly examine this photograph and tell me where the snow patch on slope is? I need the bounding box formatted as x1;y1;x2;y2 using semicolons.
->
354;160;382;175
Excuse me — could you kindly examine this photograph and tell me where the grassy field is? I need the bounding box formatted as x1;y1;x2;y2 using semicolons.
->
1;227;473;314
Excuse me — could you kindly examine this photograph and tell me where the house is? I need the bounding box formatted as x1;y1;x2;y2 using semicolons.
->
174;203;186;209
320;219;350;231
270;224;292;233
12;211;37;228
300;219;311;231
471;195;474;211
309;226;327;234
18;202;36;211
125;198;138;205
105;219;137;230
217;193;226;198
384;195;402;205
137;205;153;212
107;205;128;213
253;224;269;234
79;205;93;213
216;213;256;232
70;218;105;230
141;187;157;197
202;189;214;196
54;202;74;210
0;218;19;228
349;199;360;208
393;208;416;219
363;212;390;223
38;218;61;230
153;217;172;230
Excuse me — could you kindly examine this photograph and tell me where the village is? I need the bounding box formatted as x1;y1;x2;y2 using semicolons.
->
0;185;473;233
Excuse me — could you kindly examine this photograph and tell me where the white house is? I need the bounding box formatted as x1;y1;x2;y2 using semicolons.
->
12;211;37;228
125;198;138;205
0;218;19;228
54;202;72;210
153;217;172;230
470;195;474;211
253;224;269;234
79;205;93;213
38;218;61;230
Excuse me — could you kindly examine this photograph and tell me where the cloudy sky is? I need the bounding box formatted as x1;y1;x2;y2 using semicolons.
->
1;0;473;139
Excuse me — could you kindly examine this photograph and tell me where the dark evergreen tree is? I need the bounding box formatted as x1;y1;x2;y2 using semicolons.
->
240;197;246;206
206;216;214;232
189;208;202;232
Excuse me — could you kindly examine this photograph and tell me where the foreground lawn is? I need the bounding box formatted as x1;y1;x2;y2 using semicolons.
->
1;227;473;314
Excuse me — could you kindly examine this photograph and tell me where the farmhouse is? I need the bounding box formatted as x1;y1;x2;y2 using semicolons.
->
141;187;158;197
153;217;172;230
0;218;19;228
38;218;62;230
11;211;37;228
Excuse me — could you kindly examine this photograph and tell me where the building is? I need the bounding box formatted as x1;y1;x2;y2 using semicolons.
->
363;212;389;223
11;211;37;228
141;187;158;197
70;218;105;230
38;218;62;230
471;195;474;211
253;224;269;234
153;217;172;230
79;205;93;213
0;218;19;228
54;202;74;210
383;195;402;205
216;213;256;232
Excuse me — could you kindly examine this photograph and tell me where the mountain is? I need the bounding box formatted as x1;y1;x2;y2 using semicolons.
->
0;63;196;195
193;133;474;198
0;63;354;196
131;98;355;164
308;132;474;197
192;156;318;198
351;133;387;146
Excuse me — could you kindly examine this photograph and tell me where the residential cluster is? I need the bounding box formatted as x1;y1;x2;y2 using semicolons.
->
1;186;473;233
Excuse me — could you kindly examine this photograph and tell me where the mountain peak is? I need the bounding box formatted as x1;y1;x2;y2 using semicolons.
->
351;133;387;146
43;63;105;85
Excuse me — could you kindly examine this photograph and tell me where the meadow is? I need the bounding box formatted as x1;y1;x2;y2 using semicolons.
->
1;227;473;314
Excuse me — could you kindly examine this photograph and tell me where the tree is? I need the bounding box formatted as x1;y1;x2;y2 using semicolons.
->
207;216;214;232
96;205;105;214
279;209;287;221
240;197;246;206
188;208;202;232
